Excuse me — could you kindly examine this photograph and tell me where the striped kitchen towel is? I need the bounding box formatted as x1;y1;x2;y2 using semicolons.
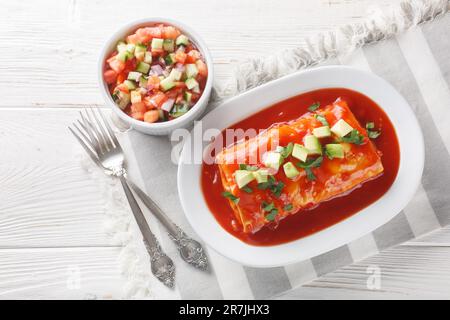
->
109;0;450;299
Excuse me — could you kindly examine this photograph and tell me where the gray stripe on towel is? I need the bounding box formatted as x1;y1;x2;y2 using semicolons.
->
421;14;450;88
311;245;353;277
244;266;292;299
127;130;224;299
372;211;414;251
363;38;450;226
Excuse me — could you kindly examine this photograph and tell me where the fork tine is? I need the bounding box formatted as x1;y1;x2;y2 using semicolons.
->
69;126;104;169
78;113;101;155
85;109;107;153
98;109;122;150
73;122;96;151
92;108;114;151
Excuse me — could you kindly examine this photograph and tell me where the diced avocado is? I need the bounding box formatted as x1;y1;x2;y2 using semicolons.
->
126;43;135;53
130;90;141;104
331;119;353;137
123;80;136;90
185;78;199;90
151;38;164;50
176;34;190;46
184;91;192;103
169;68;182;81
136;61;150;74
117;50;132;62
313;126;331;138
253;169;269;183
144;52;152;64
134;44;146;60
325;144;345;159
264;151;283;170
164;53;176;65
185;64;199;78
235;170;255;189
127;71;142;81
304;135;322;155
283;162;300;179
292;143;308;162
163;39;175;52
160;77;175;91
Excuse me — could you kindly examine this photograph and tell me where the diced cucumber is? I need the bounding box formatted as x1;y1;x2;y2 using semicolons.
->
183;91;192;103
192;85;200;93
114;90;130;110
164;53;176;65
169;69;182;81
116;41;127;52
144;52;152;64
313;126;331;138
160;77;175;91
304;135;322;155
163;39;175;52
117;50;132;62
126;43;135;53
130;90;141;104
264;151;283;170
123;80;136;90
136;61;150;74
127;71;142;81
235;170;255;189
185;64;198;78
283;162;300;179
151;38;164;50
134;44;147;60
292;143;308;162
331;119;353;137
185;78;199;90
325;144;344;159
176;34;190;46
158;109;166;121
139;76;148;88
253;169;269;183
170;103;189;118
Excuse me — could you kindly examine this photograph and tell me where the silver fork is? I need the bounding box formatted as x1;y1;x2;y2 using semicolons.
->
69;109;175;288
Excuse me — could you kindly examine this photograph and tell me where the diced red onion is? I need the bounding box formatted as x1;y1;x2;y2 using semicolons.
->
175;63;185;72
150;65;164;76
161;99;175;112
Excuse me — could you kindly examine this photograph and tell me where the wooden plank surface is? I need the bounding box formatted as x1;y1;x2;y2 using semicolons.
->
3;0;448;300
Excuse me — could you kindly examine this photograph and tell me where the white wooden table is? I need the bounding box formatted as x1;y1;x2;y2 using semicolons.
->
2;0;449;299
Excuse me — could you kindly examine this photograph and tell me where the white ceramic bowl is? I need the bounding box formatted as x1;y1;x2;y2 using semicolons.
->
178;66;424;267
98;18;214;135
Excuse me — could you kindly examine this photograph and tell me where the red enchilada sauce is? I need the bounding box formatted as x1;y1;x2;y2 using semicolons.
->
201;88;400;246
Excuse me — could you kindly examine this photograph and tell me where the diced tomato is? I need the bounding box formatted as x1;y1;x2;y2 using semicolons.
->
145;27;162;39
162;26;180;39
116;72;126;84
148;92;168;108
144;110;160;123
151;48;165;56
147;75;160;90
131;102;147;114
174;81;186;89
116;83;129;94
131;111;145;121
175;51;187;64
108;56;126;73
103;70;117;84
196;60;208;77
126;34;140;44
186;50;201;63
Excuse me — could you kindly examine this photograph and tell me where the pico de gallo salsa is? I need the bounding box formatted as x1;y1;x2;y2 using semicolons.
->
103;24;208;123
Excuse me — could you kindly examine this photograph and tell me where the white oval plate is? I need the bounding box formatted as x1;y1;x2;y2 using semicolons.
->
177;66;424;267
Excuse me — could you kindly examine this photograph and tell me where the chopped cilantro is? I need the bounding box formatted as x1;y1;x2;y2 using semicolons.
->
262;201;275;212
265;208;279;221
278;142;294;159
307;102;321;112
257;175;284;197
341;129;365;145
283;203;294;211
222;191;239;204
314;114;329;126
366;122;381;139
304;167;316;181
241;186;253;193
239;164;258;171
297;156;323;181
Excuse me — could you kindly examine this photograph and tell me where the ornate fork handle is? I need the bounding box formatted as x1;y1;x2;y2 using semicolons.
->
119;176;175;288
126;179;208;271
